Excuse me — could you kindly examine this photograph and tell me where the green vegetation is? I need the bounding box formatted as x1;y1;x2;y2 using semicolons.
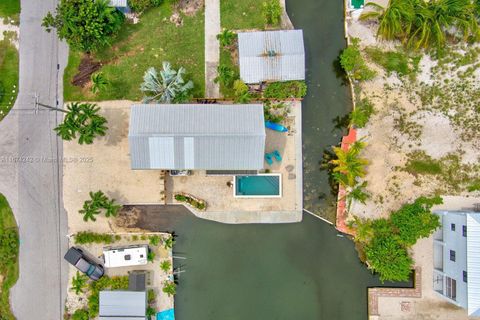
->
467;180;480;192
175;193;207;211
91;72;109;94
147;288;156;303
0;194;19;320
128;0;162;12
147;250;155;262
55;102;108;145
146;306;156;317
365;47;420;76
64;2;204;101
216;28;236;48
214;64;237;88
232;79;251;102
330;141;369;188
163;235;174;250
264;101;289;124
403;151;480;192
88;276;129;317
220;0;266;30
340;38;376;81
71;309;89;320
263;81;307;99
71;271;88;295
262;0;282;26
43;0;124;52
360;0;479;50
0;39;18;121
74;231;119;244
80;191;122;222
0;0;20;22
149;235;161;246
352;196;441;282
162;280;176;296
141;62;194;103
349;98;374;128
218;49;239;98
160;260;171;272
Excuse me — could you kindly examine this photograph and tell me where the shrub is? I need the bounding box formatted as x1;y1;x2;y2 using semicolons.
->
146;306;156;317
163;235;174;249
0;229;19;262
365;47;417;76
71;309;89;320
405;158;442;175
340;38;376;81
162;280;176;296
79;191;122;222
467;180;480;192
149;235;161;246
263;81;307;99
0;81;4;103
128;0;162;12
174;193;207;211
214;65;237;87
147;250;155;262
74;231;116;244
349;98;375;128
262;0;282;26
71;271;88;295
174;194;186;202
264;102;287;124
160;260;171;272
42;0;125;52
147;288;156;303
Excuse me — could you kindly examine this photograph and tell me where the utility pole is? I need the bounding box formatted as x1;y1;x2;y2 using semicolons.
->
34;93;67;113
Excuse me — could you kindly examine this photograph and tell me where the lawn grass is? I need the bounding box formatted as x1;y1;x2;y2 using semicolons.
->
64;2;205;101
0;39;19;120
0;194;19;320
220;0;266;30
0;0;20;23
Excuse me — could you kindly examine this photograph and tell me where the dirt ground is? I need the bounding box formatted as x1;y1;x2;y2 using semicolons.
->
63;100;166;234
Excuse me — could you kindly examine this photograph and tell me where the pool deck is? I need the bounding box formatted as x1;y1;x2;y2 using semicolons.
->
166;101;304;224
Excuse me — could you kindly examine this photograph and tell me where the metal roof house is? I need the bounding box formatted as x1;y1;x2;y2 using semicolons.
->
99;290;146;319
433;210;480;316
109;0;131;13
128;104;266;170
237;30;305;84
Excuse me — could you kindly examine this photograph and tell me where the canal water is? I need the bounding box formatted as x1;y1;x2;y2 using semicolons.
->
160;1;407;319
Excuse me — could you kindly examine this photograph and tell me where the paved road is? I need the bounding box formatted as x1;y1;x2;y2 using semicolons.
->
0;0;68;319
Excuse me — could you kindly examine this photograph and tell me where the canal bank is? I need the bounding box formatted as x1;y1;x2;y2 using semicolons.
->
286;0;352;221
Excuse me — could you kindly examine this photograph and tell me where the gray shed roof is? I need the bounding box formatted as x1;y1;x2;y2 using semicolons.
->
99;291;146;319
238;30;305;84
128;104;266;170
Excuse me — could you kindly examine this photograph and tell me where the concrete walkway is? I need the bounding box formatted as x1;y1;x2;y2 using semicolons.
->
204;0;220;98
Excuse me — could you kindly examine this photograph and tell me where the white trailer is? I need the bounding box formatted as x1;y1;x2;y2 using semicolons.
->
103;245;149;268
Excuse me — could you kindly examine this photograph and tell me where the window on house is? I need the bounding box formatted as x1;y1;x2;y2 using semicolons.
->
450;250;456;262
463;271;468;283
446;277;457;301
451;223;456;231
463;225;467;237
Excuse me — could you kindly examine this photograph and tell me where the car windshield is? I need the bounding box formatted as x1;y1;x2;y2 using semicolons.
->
86;264;96;276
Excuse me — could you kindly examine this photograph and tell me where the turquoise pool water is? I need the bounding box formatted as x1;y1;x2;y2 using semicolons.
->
235;175;281;196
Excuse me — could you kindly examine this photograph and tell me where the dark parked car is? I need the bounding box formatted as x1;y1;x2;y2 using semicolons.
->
64;247;104;280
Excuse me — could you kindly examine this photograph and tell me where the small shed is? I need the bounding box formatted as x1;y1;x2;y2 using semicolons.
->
109;0;131;13
128;104;266;170
99;291;147;320
237;30;305;84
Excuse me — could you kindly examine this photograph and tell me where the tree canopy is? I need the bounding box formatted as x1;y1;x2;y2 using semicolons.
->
42;0;124;52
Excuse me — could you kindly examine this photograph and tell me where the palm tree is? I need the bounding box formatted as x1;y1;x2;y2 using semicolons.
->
104;198;122;218
71;271;87;295
163;235;174;249
345;182;370;210
162;280;176;296
214;65;236;87
91;72;109;94
140;62;194;103
216;29;236;47
330;141;369;187
54;103;108;145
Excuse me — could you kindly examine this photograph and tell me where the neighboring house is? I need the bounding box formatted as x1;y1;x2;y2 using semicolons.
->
433;210;480;316
99;290;147;320
109;0;131;13
128;104;266;170
237;30;305;84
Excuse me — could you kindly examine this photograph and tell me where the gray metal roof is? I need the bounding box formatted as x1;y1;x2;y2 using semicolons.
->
99;291;146;319
109;0;128;7
238;30;305;84
128;104;266;170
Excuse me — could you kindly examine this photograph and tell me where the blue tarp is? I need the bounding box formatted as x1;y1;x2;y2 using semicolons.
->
157;309;175;320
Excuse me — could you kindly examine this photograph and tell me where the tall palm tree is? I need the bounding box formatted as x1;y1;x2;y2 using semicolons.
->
330;141;369;187
54;103;108;145
104;198;122;218
140;62;194;103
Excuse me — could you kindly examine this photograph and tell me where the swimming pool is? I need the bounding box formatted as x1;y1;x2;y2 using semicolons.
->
234;174;282;198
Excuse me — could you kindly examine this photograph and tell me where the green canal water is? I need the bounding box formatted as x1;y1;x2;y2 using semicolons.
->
167;1;409;319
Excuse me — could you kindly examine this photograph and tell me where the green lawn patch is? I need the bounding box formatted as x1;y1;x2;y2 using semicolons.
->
220;0;266;30
0;193;19;320
0;0;20;23
0;39;19;121
64;3;205;101
365;47;420;77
